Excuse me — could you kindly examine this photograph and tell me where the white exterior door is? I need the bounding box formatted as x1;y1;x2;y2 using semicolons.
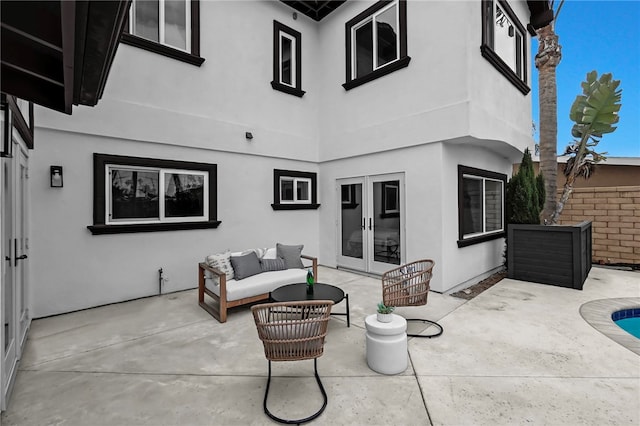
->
337;173;404;275
1;140;30;411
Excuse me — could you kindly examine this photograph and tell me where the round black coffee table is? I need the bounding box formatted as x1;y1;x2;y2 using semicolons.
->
270;283;350;327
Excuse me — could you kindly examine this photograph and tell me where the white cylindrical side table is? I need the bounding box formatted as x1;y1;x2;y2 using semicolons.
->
365;314;408;375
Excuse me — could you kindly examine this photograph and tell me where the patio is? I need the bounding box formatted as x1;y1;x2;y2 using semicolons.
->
2;265;638;425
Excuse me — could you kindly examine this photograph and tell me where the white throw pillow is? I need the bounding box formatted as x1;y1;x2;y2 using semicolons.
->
205;250;234;281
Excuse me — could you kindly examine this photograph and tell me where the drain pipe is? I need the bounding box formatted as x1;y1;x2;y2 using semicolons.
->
158;268;164;295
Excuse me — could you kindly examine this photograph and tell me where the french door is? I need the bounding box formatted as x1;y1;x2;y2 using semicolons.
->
1;142;29;411
337;173;404;275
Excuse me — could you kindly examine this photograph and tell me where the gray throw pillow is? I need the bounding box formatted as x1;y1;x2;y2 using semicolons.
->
276;243;304;269
230;251;262;280
260;257;286;272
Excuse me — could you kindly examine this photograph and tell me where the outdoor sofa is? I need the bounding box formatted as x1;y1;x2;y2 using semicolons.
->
198;243;317;323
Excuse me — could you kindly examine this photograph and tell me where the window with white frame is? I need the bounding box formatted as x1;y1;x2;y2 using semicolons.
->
481;0;528;94
89;154;219;234
271;21;305;97
108;166;207;224
280;176;311;204
121;0;204;66
458;166;506;247
343;0;410;90
272;169;320;210
130;0;190;52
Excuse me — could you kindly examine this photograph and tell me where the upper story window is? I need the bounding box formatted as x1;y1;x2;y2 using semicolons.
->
343;0;410;91
121;0;204;66
457;165;506;247
89;154;219;234
481;0;529;94
271;21;305;97
271;169;320;210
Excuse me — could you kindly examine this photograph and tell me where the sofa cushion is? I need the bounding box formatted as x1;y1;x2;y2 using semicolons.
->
205;250;234;281
277;243;304;269
230;251;262;280
262;247;278;260
206;268;308;301
260;257;286;272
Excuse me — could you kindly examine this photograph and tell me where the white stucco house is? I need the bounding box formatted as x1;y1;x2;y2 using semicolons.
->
1;0;553;409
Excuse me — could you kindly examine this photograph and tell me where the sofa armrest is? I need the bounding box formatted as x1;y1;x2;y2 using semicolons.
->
301;254;318;280
199;262;225;279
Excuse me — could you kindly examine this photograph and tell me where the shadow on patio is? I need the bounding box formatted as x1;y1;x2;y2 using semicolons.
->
2;266;638;425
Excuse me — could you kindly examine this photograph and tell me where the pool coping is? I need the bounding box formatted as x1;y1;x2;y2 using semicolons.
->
580;297;640;356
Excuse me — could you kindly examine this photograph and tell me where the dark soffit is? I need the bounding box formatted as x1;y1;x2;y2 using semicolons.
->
1;0;131;115
280;0;347;21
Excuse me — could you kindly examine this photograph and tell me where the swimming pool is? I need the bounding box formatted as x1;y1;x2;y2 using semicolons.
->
612;309;640;339
580;298;640;355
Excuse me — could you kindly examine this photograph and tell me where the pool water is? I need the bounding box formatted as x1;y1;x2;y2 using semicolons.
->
615;318;640;339
612;309;640;339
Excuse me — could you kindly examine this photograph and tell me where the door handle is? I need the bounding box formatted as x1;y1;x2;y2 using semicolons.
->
369;218;372;231
361;218;366;230
15;254;27;266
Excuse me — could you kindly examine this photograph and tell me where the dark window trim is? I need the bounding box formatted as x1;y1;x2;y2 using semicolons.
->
480;0;529;95
2;95;34;153
457;165;506;248
88;153;220;235
343;0;410;91
271;21;305;97
121;0;205;67
271;169;320;210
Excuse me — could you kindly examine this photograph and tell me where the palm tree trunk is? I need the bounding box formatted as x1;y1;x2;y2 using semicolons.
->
535;24;562;224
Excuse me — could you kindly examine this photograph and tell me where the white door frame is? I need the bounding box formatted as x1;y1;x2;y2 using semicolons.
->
1;136;30;411
337;172;405;275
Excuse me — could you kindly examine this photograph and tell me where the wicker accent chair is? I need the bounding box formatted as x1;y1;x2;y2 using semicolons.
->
381;259;443;338
252;300;334;425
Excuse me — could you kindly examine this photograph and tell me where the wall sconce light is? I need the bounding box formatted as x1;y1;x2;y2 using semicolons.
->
245;132;253;140
50;166;63;188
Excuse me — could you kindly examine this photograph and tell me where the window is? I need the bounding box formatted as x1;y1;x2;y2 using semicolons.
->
481;0;529;94
344;0;410;90
108;166;207;223
89;154;219;234
272;169;320;210
271;21;305;97
280;177;311;204
457;165;506;247
121;0;204;66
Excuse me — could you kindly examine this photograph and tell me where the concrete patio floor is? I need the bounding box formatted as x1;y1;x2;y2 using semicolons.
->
2;265;638;425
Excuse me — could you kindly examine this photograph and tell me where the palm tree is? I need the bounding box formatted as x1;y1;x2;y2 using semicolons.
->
534;0;564;224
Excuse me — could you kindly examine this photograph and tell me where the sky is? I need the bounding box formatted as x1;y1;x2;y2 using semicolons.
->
530;0;640;158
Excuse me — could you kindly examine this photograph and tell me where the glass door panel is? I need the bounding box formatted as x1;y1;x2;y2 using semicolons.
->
338;179;366;270
372;180;401;266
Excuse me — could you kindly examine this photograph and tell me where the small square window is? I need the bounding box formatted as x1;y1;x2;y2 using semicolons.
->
272;169;319;210
279;176;311;204
271;21;305;97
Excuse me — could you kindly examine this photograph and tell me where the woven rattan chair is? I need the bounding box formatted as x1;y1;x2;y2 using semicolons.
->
382;259;443;338
252;300;334;425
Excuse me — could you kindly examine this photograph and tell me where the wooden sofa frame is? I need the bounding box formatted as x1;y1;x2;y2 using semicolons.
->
198;254;318;323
